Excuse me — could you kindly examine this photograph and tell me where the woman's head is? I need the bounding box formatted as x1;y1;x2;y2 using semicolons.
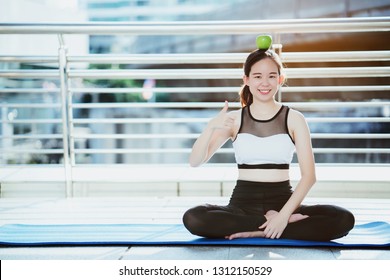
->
239;49;285;106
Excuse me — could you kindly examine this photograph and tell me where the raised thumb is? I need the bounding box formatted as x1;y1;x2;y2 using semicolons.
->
221;100;229;113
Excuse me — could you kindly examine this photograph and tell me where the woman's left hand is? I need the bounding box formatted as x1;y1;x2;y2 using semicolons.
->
225;211;309;240
259;212;289;239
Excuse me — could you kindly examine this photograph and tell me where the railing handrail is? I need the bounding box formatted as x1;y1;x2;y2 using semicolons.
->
3;133;389;142
2;51;390;65
69;101;390;109
67;85;390;93
2;67;390;79
1;17;390;34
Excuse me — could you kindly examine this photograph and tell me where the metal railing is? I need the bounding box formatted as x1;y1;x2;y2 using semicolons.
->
1;18;390;181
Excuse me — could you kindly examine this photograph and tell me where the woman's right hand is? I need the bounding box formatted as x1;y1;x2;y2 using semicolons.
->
189;101;237;167
207;101;234;136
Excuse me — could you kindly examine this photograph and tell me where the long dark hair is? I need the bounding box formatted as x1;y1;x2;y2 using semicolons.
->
239;49;285;106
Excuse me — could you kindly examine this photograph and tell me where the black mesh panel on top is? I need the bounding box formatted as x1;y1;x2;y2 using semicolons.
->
238;105;290;138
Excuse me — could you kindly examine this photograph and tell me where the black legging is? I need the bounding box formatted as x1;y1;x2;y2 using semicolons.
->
182;180;355;241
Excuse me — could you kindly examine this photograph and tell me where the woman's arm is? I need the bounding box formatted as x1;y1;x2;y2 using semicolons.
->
189;101;238;167
260;109;316;238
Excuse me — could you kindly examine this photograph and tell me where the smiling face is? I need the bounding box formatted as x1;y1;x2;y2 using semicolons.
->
243;57;284;103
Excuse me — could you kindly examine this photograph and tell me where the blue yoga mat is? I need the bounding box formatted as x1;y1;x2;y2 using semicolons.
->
0;222;389;247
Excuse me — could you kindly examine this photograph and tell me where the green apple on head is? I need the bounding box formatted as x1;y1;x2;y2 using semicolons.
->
256;35;272;50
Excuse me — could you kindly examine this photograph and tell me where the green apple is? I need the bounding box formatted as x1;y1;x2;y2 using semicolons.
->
256;35;272;50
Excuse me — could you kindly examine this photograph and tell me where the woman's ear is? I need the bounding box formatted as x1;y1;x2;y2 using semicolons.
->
243;75;249;85
278;74;285;85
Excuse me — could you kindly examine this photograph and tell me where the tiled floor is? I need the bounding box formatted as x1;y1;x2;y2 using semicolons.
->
2;245;390;260
0;196;389;260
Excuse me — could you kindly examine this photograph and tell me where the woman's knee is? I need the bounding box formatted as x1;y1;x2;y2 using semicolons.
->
338;207;355;231
297;204;355;238
182;206;206;234
320;205;355;239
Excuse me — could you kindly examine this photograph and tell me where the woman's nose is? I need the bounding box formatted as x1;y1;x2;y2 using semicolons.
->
260;78;270;85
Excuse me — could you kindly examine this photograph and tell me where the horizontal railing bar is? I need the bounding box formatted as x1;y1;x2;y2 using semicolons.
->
0;149;64;154
72;133;199;139
2;119;62;124
306;117;389;123
281;51;390;62
13;116;390;125
71;133;390;140
73;118;207;124
70;85;390;94
70;53;247;64
67;51;390;64
295;101;390;108
0;56;59;63
0;70;59;78
74;148;193;154
73;102;228;109
70;87;241;93
1;17;389;35
287;67;390;78
0;103;61;108
0;88;61;94
0;85;388;96
6;115;384;125
311;133;390;139
0;86;387;98
72;117;390;124
68;67;390;79
72;148;390;154
2;51;389;65
71;101;390;109
0;134;63;139
282;85;390;92
3;133;383;142
69;68;236;79
313;148;390;154
1;147;387;155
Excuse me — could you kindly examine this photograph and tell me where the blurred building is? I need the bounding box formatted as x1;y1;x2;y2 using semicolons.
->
79;0;390;54
78;0;246;53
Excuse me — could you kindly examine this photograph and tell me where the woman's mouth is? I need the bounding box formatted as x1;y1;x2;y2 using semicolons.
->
258;89;271;95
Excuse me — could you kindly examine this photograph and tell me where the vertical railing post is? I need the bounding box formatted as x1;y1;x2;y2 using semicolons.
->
1;105;13;165
65;48;76;167
58;34;73;197
276;34;283;103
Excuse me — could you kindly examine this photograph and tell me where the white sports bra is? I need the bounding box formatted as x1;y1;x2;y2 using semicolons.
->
232;105;295;169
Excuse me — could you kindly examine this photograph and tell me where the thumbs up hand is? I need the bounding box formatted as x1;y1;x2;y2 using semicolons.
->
208;101;235;134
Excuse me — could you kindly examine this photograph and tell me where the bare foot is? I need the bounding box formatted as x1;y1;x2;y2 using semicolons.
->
226;230;265;240
265;210;309;223
289;213;309;223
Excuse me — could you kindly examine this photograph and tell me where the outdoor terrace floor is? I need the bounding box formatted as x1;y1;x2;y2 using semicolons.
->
0;195;389;260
